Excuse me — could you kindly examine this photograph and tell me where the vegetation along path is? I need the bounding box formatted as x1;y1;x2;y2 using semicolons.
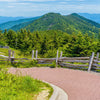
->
9;67;100;100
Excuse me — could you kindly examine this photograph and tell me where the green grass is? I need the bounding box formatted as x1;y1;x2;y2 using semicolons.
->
0;69;53;100
0;48;9;56
0;48;32;58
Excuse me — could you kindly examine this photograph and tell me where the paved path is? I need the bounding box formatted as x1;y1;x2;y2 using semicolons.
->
9;67;100;100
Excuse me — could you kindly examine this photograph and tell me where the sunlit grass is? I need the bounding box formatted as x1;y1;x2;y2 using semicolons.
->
0;69;53;100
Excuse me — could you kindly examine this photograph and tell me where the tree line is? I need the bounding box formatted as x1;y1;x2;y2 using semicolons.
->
0;29;100;57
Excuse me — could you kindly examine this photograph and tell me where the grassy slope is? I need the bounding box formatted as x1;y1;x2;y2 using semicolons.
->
0;70;53;100
0;48;31;58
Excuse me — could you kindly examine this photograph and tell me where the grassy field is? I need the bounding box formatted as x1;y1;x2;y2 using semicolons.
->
0;69;53;100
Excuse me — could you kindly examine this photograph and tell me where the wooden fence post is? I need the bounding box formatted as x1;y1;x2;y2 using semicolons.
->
8;50;11;62
60;51;63;58
32;50;34;60
12;51;15;58
56;50;59;67
11;51;15;64
95;52;100;70
88;52;94;72
36;50;38;59
96;52;99;61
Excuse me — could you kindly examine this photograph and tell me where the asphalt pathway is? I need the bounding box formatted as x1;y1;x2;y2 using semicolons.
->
9;67;100;100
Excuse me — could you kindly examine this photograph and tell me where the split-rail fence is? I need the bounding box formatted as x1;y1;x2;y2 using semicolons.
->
0;50;100;72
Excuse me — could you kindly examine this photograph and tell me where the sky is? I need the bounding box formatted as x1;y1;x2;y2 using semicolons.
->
0;0;100;17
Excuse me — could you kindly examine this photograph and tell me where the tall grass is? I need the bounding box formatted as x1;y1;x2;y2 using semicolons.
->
0;69;53;100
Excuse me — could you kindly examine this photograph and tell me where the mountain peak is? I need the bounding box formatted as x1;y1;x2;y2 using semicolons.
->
43;12;61;17
70;13;80;16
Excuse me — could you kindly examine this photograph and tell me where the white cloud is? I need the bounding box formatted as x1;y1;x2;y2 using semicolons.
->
0;0;99;17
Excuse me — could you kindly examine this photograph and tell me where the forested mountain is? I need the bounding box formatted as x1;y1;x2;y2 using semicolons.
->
22;13;100;37
10;20;35;31
0;16;25;24
0;12;100;37
0;16;40;30
79;13;100;24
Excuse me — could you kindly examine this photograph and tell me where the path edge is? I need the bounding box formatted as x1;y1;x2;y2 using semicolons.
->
43;81;68;100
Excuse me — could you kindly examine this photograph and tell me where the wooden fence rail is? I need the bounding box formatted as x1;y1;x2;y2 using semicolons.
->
58;56;90;70
60;57;90;60
59;59;89;63
0;55;8;61
92;53;100;70
59;63;88;70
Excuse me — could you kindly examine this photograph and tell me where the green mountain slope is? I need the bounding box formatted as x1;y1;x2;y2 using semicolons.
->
0;17;40;30
70;13;100;28
24;13;71;32
23;13;100;37
10;20;34;31
64;13;100;35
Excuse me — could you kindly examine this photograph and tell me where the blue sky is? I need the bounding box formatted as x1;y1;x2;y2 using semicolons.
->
0;0;100;17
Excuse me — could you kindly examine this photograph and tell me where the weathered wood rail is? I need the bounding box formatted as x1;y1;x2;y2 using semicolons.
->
92;53;100;70
0;55;8;61
37;58;56;63
58;56;90;70
0;49;100;72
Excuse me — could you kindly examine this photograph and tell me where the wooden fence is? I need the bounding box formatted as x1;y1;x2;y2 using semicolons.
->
58;57;90;70
0;50;100;72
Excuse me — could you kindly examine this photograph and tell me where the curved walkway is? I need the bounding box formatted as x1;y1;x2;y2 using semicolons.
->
9;67;100;100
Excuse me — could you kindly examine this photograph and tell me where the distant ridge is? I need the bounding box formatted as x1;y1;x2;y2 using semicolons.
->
0;16;40;30
79;13;100;24
0;16;25;24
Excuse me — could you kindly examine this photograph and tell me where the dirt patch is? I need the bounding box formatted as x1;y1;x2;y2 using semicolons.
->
33;89;49;100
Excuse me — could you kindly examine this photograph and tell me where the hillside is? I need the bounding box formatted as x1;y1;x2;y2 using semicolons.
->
22;13;100;37
79;13;100;24
10;20;34;31
70;13;100;28
0;17;40;31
